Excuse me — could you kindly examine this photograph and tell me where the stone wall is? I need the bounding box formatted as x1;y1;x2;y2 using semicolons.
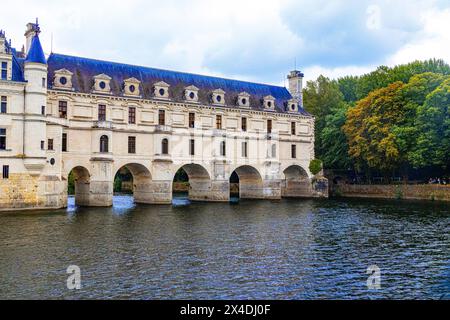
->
332;183;450;201
0;173;66;210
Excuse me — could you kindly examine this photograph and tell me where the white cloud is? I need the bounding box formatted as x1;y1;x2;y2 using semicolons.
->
1;0;449;85
387;8;450;65
302;65;375;83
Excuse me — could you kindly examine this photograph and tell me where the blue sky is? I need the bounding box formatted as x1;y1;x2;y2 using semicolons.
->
2;0;450;84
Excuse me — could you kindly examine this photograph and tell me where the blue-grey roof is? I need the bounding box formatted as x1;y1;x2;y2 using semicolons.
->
25;35;46;64
12;55;25;82
47;53;310;115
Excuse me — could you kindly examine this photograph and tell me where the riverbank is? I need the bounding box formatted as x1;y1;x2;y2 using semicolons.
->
331;183;450;201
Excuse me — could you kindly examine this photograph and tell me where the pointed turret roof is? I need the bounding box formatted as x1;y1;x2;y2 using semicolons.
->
25;34;46;64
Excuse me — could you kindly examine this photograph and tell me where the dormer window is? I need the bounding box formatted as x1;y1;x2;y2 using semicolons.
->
212;89;225;105
237;92;250;108
123;77;141;97
53;69;73;90
154;81;170;99
263;95;276;110
93;74;112;94
286;99;298;112
185;85;199;102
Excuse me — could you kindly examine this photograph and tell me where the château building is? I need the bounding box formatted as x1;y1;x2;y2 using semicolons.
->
0;22;327;211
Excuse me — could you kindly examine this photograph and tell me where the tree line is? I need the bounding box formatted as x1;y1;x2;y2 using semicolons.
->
303;59;450;183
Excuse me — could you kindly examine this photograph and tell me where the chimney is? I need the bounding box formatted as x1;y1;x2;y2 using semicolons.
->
287;70;304;107
24;21;40;54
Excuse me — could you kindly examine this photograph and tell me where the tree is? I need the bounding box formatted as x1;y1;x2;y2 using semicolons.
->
320;102;353;169
309;159;323;175
338;76;358;103
303;75;344;159
344;82;407;173
354;59;450;100
393;72;445;174
410;78;450;169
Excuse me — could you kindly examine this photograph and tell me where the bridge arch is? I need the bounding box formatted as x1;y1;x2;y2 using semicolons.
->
172;163;214;201
230;165;264;199
282;165;312;198
67;166;91;207
113;162;153;204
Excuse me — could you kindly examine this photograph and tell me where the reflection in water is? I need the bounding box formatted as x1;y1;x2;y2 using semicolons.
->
0;195;449;300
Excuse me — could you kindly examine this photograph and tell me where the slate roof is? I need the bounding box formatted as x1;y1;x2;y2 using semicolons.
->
25;34;46;64
46;53;310;115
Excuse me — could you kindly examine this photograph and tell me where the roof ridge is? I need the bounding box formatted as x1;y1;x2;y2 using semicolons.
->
48;52;287;89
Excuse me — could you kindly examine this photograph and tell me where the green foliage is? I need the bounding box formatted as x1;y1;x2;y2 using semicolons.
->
67;171;75;195
309;159;323;175
355;59;450;100
174;168;189;182
303;75;344;158
410;78;450;169
305;59;450;181
114;176;122;193
338;76;359;103
320;102;353;169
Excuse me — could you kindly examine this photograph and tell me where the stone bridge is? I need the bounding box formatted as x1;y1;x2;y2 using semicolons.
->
63;156;327;207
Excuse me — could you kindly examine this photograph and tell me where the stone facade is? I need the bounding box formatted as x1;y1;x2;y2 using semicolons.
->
0;22;326;211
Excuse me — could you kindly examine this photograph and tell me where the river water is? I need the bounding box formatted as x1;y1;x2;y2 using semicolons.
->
0;195;449;300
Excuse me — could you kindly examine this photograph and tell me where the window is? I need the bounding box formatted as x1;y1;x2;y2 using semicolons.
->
62;133;67;152
216;115;222;129
41;141;45;150
41;105;45;116
158;110;165;126
189;113;195;128
242;117;247;132
1;62;7;80
48;139;54;151
128;107;136;124
1;96;6;113
161;138;169;155
42;78;46;88
220;141;226;156
291;122;296;135
100;135;109;153
0;128;6;150
242;141;248;158
58;101;67;119
272;144;277;158
291;145;297;159
128;136;136;154
98;104;106;121
267;119;272;134
2;165;9;179
189;139;195;156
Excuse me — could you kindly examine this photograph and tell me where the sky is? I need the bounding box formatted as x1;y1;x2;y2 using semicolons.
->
2;0;450;85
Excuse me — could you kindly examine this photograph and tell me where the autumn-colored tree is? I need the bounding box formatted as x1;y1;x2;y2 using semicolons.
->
344;82;407;172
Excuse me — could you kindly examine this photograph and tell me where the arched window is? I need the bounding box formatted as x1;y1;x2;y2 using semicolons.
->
272;144;277;158
162;138;169;155
100;135;109;153
220;141;226;156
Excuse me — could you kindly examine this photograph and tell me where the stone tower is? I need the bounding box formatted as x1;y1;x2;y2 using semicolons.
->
287;70;304;107
23;22;48;175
